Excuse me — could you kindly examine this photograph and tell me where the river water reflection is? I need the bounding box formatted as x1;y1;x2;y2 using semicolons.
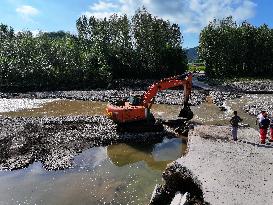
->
0;138;185;205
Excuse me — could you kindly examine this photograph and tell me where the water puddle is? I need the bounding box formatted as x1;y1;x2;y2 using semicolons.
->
0;138;184;205
225;95;258;128
191;96;259;128
0;100;108;117
191;101;229;125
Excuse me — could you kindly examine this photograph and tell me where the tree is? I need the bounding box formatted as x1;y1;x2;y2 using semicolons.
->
0;8;188;91
76;8;187;80
199;17;273;78
132;7;186;78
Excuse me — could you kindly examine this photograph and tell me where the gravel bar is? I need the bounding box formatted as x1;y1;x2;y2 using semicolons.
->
0;89;206;106
0;116;177;171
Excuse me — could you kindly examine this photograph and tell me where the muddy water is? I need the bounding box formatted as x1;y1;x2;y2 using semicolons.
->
0;100;108;117
0;139;184;204
0;99;187;205
0;96;262;204
0;98;256;127
192;96;258;128
154;98;257;128
0;139;185;205
225;95;259;128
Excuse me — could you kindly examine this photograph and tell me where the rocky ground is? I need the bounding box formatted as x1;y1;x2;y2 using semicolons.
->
209;90;241;109
151;125;273;204
228;80;273;93
1;76;272;103
197;75;273;93
243;94;273;116
0;98;57;113
0;116;179;171
196;77;273;112
0;89;207;106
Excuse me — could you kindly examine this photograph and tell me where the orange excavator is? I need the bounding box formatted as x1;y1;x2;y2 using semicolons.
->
106;73;193;132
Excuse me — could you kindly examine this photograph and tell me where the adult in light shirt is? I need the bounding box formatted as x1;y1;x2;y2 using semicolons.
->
256;111;266;125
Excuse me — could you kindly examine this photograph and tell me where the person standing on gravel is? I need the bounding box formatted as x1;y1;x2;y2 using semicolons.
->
256;111;265;125
257;111;266;139
230;111;243;141
260;112;270;144
269;114;273;142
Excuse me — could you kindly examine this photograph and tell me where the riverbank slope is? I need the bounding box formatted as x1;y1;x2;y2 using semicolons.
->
177;125;273;204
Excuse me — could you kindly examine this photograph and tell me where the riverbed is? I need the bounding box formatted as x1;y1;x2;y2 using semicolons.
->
0;99;187;204
0;94;268;204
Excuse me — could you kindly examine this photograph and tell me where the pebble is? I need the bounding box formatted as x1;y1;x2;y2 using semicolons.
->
0;89;206;106
228;80;273;93
243;94;273;116
0;116;177;171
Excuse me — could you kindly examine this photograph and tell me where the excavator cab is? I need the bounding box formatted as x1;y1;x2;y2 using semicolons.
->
129;96;142;106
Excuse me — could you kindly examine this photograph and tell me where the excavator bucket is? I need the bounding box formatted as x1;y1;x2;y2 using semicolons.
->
178;106;193;120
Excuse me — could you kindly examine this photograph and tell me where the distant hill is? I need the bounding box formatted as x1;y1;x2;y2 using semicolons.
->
185;47;198;63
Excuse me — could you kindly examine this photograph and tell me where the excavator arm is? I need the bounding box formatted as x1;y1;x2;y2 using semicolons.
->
142;73;192;107
141;73;193;119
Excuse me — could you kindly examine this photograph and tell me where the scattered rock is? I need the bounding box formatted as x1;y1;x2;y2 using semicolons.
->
1;89;206;106
243;94;273;116
0;116;178;171
228;80;273;93
209;91;241;108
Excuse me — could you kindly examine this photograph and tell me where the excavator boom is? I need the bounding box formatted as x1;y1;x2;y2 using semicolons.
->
142;73;192;108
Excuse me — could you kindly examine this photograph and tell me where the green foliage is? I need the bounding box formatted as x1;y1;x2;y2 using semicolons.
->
199;17;273;78
76;7;187;79
131;8;186;78
188;64;206;72
0;8;187;91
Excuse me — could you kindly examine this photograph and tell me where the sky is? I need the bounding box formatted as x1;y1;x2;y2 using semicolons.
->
0;0;272;48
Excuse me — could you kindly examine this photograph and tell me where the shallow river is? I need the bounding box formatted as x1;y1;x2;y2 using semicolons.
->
0;96;262;204
0;140;186;205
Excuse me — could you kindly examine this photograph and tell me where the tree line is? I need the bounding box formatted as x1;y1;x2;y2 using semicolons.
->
0;8;187;91
199;17;273;78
